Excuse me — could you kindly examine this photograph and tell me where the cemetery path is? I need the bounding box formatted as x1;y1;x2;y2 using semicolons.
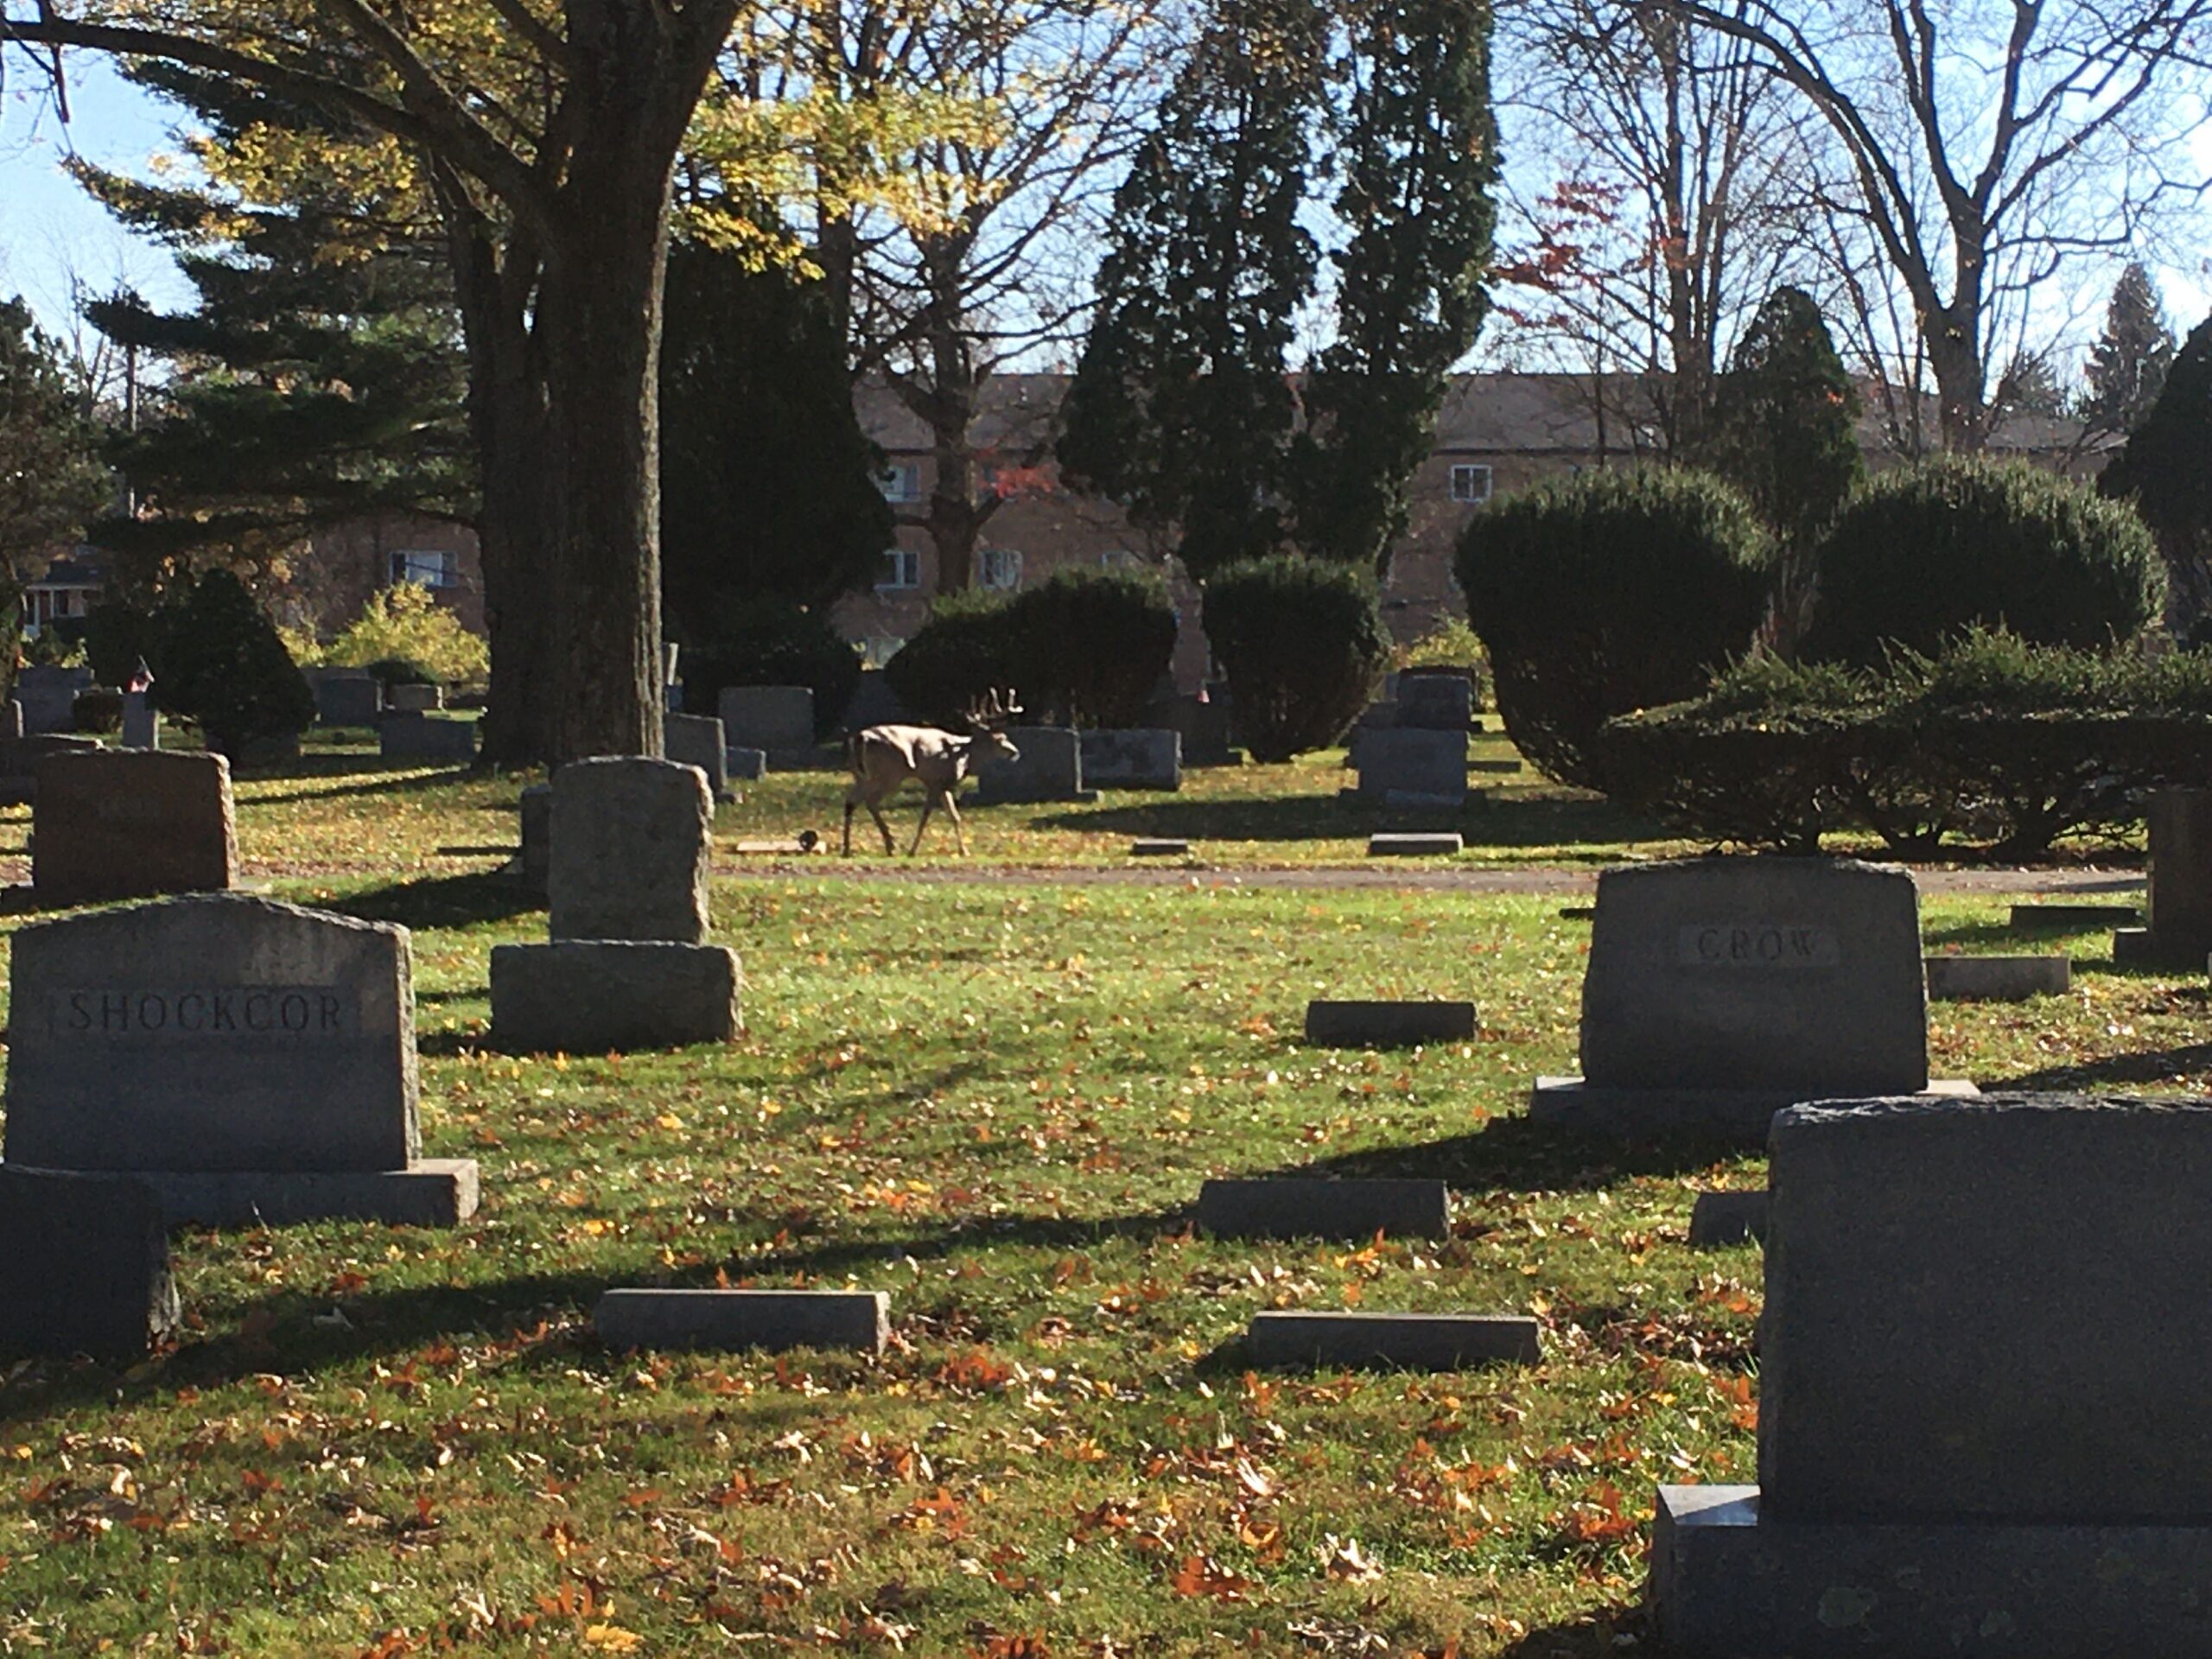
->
711;862;2146;895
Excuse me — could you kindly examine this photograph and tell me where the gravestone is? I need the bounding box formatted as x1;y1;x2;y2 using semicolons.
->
493;758;741;1052
1687;1189;1767;1247
0;1166;179;1359
120;691;160;750
0;699;21;741
718;684;815;756
1530;857;1976;1141
15;666;92;735
1079;728;1182;790
516;784;552;897
549;757;711;944
308;668;382;727
1305;1000;1476;1046
0;734;101;805
33;750;238;905
973;727;1095;804
838;669;912;734
1395;672;1476;732
595;1289;889;1354
1923;954;2069;1001
0;894;475;1225
1130;838;1189;857
1198;1178;1450;1241
1154;690;1241;767
387;683;443;713
727;747;768;782
2113;790;2212;968
1247;1312;1541;1370
664;711;731;801
1351;728;1467;805
1368;832;1461;856
1651;1095;2212;1656
490;940;741;1051
379;712;477;763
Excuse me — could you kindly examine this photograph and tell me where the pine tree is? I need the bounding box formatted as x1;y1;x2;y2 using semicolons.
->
2083;262;2176;437
658;242;893;634
1696;285;1863;648
0;297;112;694
2101;311;2212;638
1057;0;1330;582
1292;0;1497;574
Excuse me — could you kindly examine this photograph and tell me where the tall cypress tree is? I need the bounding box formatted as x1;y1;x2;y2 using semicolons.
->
2083;262;2176;437
1291;0;1497;574
2101;312;2212;638
1057;0;1329;581
1696;285;1863;648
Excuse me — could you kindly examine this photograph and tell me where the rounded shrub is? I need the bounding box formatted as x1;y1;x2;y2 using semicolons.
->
71;685;124;734
1456;467;1775;790
1200;554;1390;762
153;569;315;754
1802;455;2164;664
682;599;863;736
365;656;437;690
1006;565;1178;728
881;592;1023;727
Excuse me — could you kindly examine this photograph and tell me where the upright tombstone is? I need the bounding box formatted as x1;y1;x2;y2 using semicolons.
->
973;727;1095;804
0;1166;180;1359
0;699;22;741
308;668;383;727
33;750;238;905
1394;672;1476;732
0;894;475;1226
120;691;160;751
515;783;552;897
1530;858;1975;1141
387;683;444;713
718;684;815;764
664;711;731;801
1079;728;1182;791
2113;789;2212;968
379;712;478;763
493;757;741;1051
15;666;92;735
1349;728;1468;805
549;757;711;944
1652;1095;2212;1656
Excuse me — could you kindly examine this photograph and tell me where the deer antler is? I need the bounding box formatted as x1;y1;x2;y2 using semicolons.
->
969;687;1024;727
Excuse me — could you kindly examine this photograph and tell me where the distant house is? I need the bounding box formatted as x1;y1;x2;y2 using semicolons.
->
22;549;105;637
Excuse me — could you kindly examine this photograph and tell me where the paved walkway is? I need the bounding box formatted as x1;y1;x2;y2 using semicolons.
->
714;861;2147;897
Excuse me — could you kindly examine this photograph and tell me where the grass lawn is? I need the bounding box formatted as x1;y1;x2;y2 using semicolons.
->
0;753;2190;1656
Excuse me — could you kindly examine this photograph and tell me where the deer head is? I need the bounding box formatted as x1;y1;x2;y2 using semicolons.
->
964;687;1023;764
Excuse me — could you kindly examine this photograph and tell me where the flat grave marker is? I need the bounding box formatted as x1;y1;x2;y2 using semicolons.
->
1247;1312;1541;1370
595;1289;889;1354
1368;832;1462;857
1129;838;1190;857
1924;954;2070;1001
1198;1178;1450;1241
1305;1000;1476;1046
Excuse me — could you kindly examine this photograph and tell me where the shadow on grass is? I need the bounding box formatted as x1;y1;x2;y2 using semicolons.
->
238;758;486;809
330;871;540;931
1030;789;1663;850
1281;1112;1741;1193
1920;918;2083;950
1494;1610;1649;1657
1987;1030;2212;1093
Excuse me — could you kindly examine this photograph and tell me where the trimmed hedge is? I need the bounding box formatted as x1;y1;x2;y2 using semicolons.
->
881;592;1024;728
1456;467;1775;791
1802;455;2164;664
1009;566;1179;728
1201;554;1390;762
1600;631;2212;857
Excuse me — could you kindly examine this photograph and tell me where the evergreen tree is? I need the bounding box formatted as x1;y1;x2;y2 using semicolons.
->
2101;311;2212;637
1696;285;1862;646
1057;0;1329;581
0;296;112;697
2082;261;2175;437
658;242;893;634
1992;348;2069;421
79;66;469;598
1291;0;1497;574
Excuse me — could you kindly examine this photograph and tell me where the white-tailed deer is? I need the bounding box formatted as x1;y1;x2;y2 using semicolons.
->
842;690;1023;856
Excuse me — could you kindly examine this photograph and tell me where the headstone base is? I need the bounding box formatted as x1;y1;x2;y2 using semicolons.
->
1688;1190;1768;1247
0;1166;179;1358
491;941;742;1052
109;1159;480;1229
2112;926;2212;969
1247;1311;1540;1370
595;1288;888;1353
1198;1178;1449;1241
1528;1077;1980;1143
1650;1483;2212;1659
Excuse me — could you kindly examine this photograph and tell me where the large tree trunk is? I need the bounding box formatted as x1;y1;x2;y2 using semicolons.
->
1925;306;1986;454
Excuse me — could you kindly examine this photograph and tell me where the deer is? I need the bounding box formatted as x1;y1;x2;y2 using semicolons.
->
842;689;1023;856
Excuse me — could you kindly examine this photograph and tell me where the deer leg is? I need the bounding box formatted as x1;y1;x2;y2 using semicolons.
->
943;789;969;855
907;795;935;855
868;799;897;855
842;797;857;856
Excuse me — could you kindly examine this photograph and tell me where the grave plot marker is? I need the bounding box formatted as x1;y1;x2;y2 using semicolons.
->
1198;1178;1451;1241
1305;1000;1476;1046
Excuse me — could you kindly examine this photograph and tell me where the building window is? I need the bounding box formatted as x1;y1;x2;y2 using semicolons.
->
878;548;921;590
391;548;459;588
1450;464;1492;505
979;548;1024;591
878;461;923;503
